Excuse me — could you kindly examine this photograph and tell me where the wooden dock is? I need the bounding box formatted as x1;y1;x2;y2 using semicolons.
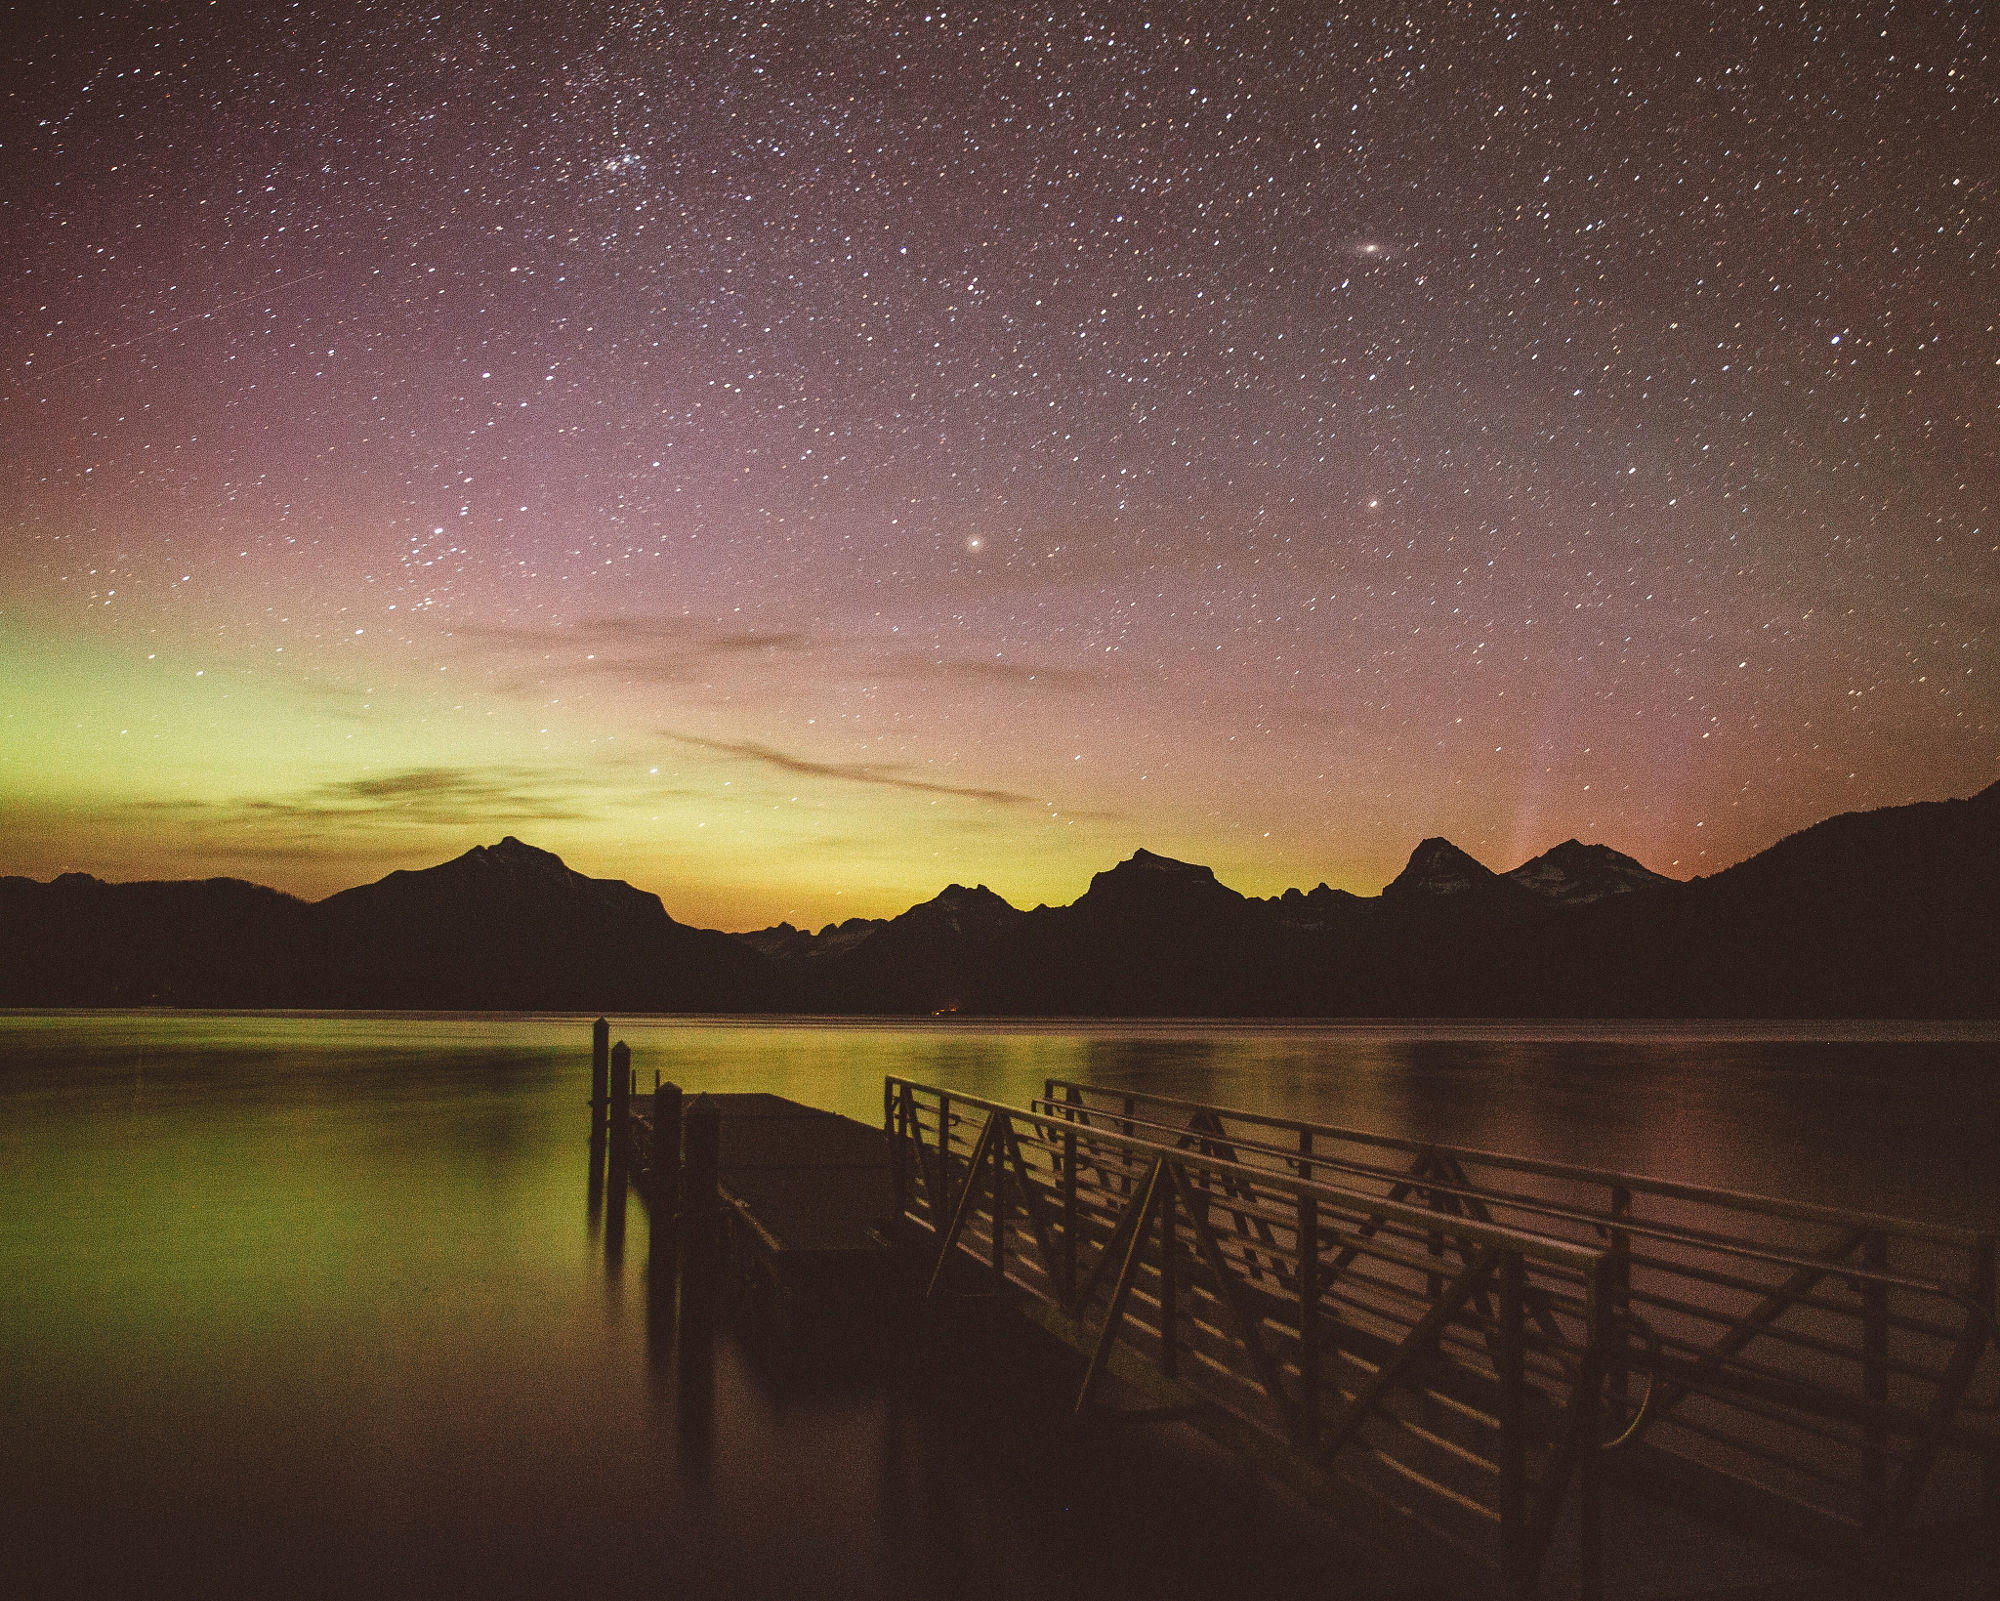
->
591;1022;897;1319
586;1021;1998;1599
666;1090;897;1309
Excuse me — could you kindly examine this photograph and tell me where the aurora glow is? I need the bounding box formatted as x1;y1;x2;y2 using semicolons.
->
3;3;1994;930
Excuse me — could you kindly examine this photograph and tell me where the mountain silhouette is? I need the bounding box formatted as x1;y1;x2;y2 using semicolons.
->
1253;882;1368;929
0;873;310;1007
1504;840;1673;903
2;783;1994;1015
1546;780;2000;1015
1382;837;1528;902
735;916;887;961
771;883;1026;1012
0;837;768;1011
967;849;1305;1015
311;836;769;1009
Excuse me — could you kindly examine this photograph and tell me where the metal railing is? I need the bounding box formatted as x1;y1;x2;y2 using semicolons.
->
1041;1078;2000;1553
886;1076;1623;1599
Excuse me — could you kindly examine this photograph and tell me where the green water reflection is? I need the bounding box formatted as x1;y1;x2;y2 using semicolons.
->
2;1013;1995;1598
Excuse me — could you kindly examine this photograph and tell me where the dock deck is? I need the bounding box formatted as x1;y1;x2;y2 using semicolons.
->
622;1085;898;1308
698;1093;893;1249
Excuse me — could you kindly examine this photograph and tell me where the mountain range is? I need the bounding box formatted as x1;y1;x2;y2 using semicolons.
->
2;781;1995;1016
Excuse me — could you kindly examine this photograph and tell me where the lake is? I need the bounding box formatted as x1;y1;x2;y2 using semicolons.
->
3;1012;1996;1598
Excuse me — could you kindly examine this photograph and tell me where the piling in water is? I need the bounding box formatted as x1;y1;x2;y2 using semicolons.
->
609;1040;631;1159
590;1017;609;1129
647;1080;685;1313
603;1116;628;1273
653;1082;684;1217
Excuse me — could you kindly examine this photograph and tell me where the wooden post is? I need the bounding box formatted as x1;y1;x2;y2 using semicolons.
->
901;1082;928;1224
590;1017;609;1126
654;1081;683;1219
647;1082;681;1313
1862;1229;1889;1530
609;1040;632;1160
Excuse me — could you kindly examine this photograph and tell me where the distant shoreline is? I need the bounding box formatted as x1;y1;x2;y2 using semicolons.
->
5;1007;1999;1042
5;782;1996;1018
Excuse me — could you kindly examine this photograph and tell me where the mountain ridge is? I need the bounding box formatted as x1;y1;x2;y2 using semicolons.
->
3;782;1994;1015
1504;839;1673;904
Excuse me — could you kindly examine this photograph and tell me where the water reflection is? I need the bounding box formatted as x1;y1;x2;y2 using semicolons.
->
603;1139;628;1279
586;1127;606;1238
646;1215;678;1324
2;1012;1996;1600
673;1264;718;1482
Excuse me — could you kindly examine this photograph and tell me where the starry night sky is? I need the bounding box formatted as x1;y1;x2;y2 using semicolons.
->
3;2;1994;928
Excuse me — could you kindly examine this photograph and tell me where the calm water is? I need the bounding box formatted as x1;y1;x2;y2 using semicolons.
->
3;1012;1997;1599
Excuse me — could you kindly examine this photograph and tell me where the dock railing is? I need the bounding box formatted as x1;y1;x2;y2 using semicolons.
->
886;1076;1623;1600
1040;1078;2000;1555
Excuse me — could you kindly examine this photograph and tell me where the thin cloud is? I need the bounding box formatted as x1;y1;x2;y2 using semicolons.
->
661;731;1042;807
129;839;421;867
281;767;589;822
456;617;815;685
455;618;1095;696
144;767;597;826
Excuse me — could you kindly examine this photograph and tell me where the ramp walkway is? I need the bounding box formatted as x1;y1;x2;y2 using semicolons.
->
886;1076;1999;1600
